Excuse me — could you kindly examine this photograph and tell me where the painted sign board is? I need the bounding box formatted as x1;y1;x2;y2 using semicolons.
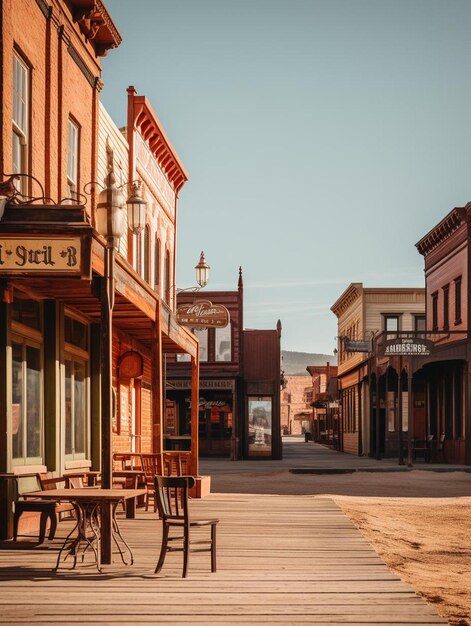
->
0;237;82;274
176;300;230;328
379;337;434;357
344;339;370;352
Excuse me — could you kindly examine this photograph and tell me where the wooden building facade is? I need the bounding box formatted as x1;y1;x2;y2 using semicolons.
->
0;0;198;540
331;284;425;458
166;271;282;460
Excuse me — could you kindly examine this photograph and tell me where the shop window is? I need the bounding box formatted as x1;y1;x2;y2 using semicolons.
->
442;284;449;330
67;118;79;200
12;339;42;464
431;292;438;331
64;314;89;460
454;277;462;325
11;296;41;330
64;358;87;458
12;51;29;194
215;325;231;362
64;315;88;350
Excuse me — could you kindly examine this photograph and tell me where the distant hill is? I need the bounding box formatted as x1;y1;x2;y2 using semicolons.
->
281;350;337;375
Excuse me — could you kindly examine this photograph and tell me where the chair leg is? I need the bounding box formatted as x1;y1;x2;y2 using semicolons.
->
182;526;190;578
13;511;21;541
145;492;149;512
38;511;48;544
48;512;57;540
155;523;169;574
211;523;217;573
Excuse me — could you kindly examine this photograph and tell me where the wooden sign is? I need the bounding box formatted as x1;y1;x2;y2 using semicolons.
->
0;237;82;274
118;351;144;380
379;337;434;357
176;300;230;328
344;339;370;353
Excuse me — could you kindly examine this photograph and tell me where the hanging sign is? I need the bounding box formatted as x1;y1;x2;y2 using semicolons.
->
176;300;230;328
344;339;371;352
0;237;82;273
379;337;434;357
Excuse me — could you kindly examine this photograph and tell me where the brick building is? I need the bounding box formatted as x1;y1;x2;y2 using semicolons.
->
280;375;312;435
0;0;198;540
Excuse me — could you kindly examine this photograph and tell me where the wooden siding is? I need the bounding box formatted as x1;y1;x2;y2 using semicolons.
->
337;292;364;377
243;330;280;382
343;431;359;455
364;291;425;333
97;104;129;261
426;243;467;334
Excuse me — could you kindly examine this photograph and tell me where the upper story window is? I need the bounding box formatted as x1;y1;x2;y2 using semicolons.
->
414;315;426;333
215;325;232;362
154;236;161;292
454;277;462;325
164;249;171;305
134;230;143;277
12;52;29;194
143;225;151;284
442;284;449;330
67;119;79;200
432;292;438;331
384;315;399;340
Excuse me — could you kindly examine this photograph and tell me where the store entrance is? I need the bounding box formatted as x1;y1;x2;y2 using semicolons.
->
199;400;233;456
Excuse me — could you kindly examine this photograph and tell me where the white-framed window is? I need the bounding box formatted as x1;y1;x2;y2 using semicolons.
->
67;119;79;200
63;314;89;461
215;325;232;362
12;52;29;194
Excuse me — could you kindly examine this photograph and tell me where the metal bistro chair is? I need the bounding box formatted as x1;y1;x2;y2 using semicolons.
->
153;475;219;578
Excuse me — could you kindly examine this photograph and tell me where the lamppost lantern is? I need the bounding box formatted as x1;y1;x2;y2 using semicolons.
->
95;167;127;241
126;181;147;234
195;251;210;288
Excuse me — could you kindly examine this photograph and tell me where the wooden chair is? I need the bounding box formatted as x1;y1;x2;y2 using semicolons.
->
140;453;162;512
153;475;219;578
13;474;73;543
162;451;191;477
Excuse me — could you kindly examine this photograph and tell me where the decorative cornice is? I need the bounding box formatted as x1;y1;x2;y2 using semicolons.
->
128;88;189;194
69;0;122;57
331;283;362;318
416;205;468;256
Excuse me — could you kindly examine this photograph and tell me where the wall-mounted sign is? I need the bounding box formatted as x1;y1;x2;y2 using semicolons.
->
176;300;230;328
118;351;144;380
379;337;434;357
344;339;370;353
0;237;82;274
167;379;235;391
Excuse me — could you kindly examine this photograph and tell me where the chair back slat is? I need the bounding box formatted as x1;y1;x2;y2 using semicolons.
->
16;474;41;499
154;475;195;521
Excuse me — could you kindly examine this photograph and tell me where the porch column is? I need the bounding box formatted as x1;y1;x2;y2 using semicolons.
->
398;356;404;465
190;349;200;476
407;357;414;467
152;302;163;458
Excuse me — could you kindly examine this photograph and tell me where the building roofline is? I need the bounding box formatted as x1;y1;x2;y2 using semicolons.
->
415;205;468;256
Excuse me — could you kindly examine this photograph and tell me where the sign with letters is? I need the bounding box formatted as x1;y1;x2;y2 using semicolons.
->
0;237;82;274
176;300;230;328
379;337;434;357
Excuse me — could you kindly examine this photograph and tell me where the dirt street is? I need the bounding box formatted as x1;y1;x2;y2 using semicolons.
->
202;441;471;626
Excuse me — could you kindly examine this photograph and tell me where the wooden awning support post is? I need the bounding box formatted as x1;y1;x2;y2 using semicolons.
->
152;302;163;457
190;348;200;476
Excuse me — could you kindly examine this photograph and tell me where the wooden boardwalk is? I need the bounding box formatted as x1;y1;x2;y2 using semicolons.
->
0;494;446;625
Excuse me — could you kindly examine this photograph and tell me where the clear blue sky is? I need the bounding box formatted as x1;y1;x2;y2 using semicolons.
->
101;0;471;354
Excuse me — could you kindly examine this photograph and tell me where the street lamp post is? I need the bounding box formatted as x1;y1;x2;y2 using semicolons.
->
95;165;146;563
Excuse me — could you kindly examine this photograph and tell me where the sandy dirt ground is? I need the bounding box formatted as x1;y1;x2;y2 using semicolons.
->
335;496;471;626
208;468;471;625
